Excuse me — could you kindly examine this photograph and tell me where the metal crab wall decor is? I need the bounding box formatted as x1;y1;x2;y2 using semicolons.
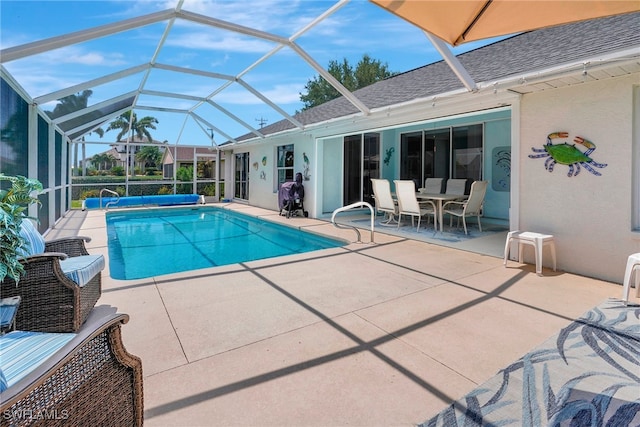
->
529;132;607;177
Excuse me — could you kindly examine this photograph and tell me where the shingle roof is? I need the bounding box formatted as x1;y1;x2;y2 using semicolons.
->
237;12;639;142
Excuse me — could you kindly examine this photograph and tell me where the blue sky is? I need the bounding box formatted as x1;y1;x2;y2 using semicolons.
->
1;0;504;155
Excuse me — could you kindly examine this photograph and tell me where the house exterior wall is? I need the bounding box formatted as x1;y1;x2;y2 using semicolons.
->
236;107;514;221
227;74;637;284
519;74;639;283
238;133;315;213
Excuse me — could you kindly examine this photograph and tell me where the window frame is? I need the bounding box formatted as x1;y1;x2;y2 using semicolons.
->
276;143;294;190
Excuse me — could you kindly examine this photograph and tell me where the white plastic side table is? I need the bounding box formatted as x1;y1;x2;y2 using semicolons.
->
504;231;556;276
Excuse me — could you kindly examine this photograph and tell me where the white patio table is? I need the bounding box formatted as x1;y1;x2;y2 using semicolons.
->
416;193;467;232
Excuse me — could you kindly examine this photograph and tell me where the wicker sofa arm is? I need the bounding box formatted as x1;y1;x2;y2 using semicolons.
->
44;236;91;257
0;305;143;426
1;253;102;333
19;252;69;262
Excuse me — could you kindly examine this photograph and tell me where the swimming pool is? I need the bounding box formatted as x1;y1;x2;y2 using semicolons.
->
106;206;345;280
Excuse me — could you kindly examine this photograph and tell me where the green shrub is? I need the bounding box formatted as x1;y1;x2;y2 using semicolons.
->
111;166;125;176
158;186;173;195
176;166;193;182
80;189;100;199
202;184;216;196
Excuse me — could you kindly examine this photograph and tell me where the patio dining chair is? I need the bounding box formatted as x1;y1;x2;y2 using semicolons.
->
419;178;443;194
371;179;398;225
445;178;468;196
393;180;436;231
442;180;488;235
0;219;104;333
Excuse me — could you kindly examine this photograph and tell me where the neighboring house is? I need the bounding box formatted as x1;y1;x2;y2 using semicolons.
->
84;138;165;173
218;13;640;283
111;136;166;172
84;146;123;171
161;146;224;181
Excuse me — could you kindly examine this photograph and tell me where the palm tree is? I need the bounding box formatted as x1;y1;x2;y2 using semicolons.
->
105;154;117;170
91;153;108;171
136;146;162;173
45;90;104;176
47;90;93;118
106;111;159;175
106;111;158;142
91;153;117;171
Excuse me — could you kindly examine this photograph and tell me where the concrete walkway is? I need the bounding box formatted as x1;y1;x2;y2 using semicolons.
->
56;203;628;426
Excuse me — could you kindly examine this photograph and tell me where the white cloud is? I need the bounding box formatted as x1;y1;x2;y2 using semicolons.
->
212;82;303;106
165;32;275;53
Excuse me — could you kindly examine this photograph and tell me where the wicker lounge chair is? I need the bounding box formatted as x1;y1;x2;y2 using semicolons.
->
0;220;103;333
0;305;143;426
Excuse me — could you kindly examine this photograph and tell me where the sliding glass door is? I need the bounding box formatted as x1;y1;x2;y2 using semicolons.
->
401;124;483;188
343;133;380;205
452;125;483;180
234;152;249;200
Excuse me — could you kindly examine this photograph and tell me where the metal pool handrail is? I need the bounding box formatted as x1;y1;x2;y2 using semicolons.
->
331;202;375;243
100;188;120;210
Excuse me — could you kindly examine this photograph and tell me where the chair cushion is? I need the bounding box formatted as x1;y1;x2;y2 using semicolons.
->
0;368;7;392
17;219;45;257
0;330;74;391
59;255;105;287
0;297;21;331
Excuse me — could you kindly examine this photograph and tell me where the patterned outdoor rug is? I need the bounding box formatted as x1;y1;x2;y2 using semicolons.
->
420;298;640;426
349;217;506;244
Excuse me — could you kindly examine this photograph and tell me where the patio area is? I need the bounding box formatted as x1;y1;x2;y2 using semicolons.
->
48;203;629;426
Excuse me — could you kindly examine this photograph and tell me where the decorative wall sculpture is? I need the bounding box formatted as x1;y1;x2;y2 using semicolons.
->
384;147;395;166
492;146;511;191
302;152;310;181
529;132;607;177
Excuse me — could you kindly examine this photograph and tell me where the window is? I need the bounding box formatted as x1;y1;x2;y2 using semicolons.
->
276;144;294;188
400;124;483;188
452;125;483;181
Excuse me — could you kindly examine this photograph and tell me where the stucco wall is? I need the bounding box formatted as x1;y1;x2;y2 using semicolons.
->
519;74;639;283
243;134;315;214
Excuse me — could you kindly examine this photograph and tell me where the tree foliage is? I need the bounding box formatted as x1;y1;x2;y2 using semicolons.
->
45;90;105;138
136;146;162;169
299;54;395;110
106;111;158;142
91;153;116;171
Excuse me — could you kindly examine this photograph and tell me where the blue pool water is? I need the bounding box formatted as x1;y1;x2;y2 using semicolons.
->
106;207;345;280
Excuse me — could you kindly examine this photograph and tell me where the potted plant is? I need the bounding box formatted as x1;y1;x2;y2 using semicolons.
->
0;174;43;284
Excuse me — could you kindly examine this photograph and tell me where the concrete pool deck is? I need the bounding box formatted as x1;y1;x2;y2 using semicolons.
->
49;203;632;426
